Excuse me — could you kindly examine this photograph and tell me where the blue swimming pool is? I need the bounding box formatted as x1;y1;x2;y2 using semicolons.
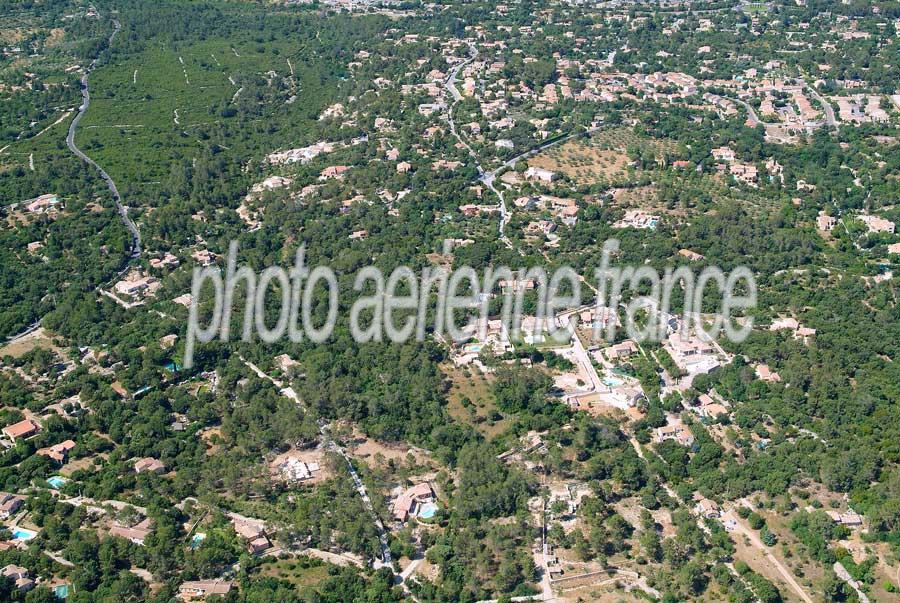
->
54;584;70;599
12;528;37;541
190;533;207;549
418;502;438;519
603;377;624;387
47;476;67;489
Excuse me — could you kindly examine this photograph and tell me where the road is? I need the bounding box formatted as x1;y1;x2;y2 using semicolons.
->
806;85;837;127
66;17;141;258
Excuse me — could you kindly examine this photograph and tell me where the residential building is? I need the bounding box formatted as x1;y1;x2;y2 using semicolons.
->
178;580;235;601
134;457;166;474
37;440;76;464
2;419;39;441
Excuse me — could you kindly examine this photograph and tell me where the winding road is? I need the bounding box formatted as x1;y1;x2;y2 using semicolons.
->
443;43;597;246
66;17;141;258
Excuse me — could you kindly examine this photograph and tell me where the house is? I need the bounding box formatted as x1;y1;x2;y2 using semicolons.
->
0;493;24;519
274;354;301;377
275;457;320;482
605;340;638;361
653;420;694;446
678;249;704;262
392;483;435;522
319;165;350;180
191;250;217;266
114;273;159;297
711;147;736;162
1;565;35;593
888;243;900;254
827;509;863;527
178;580;235;601
396;161;411;173
860;215;896;234
698;403;729;420
2;419;39;441
149;253;180;270
755;364;781;382
37;440;76;464
109;518;154;546
524;166;557;184
232;518;270;553
693;496;720;519
134;457;166;474
817;214;837;232
25;193;61;213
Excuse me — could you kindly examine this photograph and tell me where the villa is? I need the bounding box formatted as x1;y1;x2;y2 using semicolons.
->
37;440;76;464
178;580;235;601
1;565;34;593
2;419;40;442
0;493;24;519
134;458;166;474
392;483;435;522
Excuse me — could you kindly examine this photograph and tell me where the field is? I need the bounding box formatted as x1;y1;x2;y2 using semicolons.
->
528;127;679;187
258;558;331;592
442;363;510;438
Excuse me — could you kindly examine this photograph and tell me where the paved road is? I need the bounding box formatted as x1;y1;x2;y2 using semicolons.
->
806;85;837;127
66;17;141;258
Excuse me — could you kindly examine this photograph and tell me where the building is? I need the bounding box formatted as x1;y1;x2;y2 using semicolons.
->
109;518;154;546
711;147;736;162
0;493;24;519
693;496;720;519
25;193;61;213
191;250;217;267
232;518;270;554
605;340;638;362
37;440;76;464
827;509;863;527
1;565;35;593
524;166;557;184
817;214;837;232
678;249;704;262
178;580;235;601
392;483;435;522
2;419;39;441
860;214;895;234
134;457;166;474
319;165;350;180
755;364;781;383
114;274;159;297
653;420;694;446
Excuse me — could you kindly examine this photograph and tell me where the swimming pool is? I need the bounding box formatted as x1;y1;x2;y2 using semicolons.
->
54;584;70;599
47;476;68;489
418;502;438;519
12;528;37;541
603;377;624;387
190;533;207;549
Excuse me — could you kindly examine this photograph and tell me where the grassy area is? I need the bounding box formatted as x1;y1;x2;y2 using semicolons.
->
443;363;510;438
258;558;332;592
